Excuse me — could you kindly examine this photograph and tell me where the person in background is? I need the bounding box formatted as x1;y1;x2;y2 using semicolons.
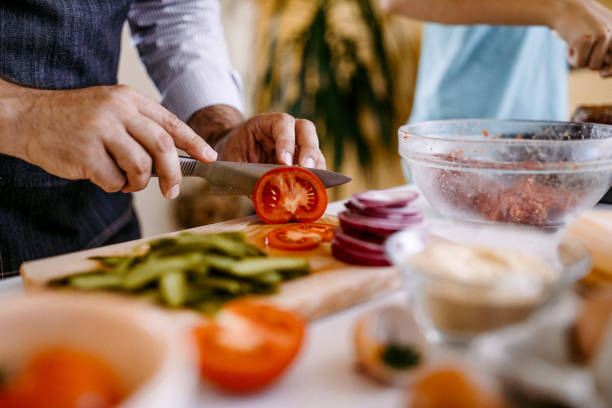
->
409;25;568;123
0;0;325;277
381;0;612;122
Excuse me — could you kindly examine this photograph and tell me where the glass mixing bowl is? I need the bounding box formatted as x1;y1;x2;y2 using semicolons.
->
399;119;612;229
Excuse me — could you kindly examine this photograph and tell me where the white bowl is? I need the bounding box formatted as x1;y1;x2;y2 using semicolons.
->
0;293;200;408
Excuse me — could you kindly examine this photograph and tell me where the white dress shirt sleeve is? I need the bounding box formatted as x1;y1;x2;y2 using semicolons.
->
128;0;244;122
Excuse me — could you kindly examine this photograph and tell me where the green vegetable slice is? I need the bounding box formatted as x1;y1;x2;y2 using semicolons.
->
229;257;309;277
159;270;187;307
68;272;123;290
202;254;238;271
194;296;237;315
150;232;262;258
122;253;205;289
89;255;128;267
52;232;311;315
249;271;283;285
194;277;246;294
184;287;216;304
136;289;162;304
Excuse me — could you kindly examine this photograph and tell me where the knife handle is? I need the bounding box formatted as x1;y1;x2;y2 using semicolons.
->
151;156;199;177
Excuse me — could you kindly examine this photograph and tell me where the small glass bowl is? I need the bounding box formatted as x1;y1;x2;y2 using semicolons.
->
399;119;612;229
385;221;591;346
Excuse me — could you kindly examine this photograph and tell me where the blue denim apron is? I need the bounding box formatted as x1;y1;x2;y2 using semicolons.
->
0;0;140;277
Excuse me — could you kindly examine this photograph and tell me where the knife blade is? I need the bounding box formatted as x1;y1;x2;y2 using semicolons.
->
152;157;352;195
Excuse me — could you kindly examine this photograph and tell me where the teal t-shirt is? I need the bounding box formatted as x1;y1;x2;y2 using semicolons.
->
409;24;569;122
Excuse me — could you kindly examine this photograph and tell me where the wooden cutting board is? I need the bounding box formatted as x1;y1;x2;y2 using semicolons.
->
19;215;401;321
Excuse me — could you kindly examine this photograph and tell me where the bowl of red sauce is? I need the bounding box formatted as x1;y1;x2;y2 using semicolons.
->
399;119;612;229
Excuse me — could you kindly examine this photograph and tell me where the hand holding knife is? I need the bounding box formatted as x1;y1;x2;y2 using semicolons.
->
152;156;352;196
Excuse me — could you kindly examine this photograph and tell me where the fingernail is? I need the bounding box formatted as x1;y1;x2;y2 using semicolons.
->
203;146;218;161
167;184;180;199
301;157;315;168
282;152;293;165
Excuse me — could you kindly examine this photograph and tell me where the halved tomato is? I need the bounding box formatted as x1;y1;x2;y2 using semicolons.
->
193;301;305;393
253;167;327;224
266;227;321;251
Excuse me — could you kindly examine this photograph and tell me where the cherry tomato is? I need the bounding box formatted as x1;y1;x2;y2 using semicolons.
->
0;347;123;408
193;300;305;393
253;167;327;224
266;227;322;251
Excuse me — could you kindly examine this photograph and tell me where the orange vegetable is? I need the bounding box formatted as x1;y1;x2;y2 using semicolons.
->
0;347;123;408
193;300;305;393
407;367;506;408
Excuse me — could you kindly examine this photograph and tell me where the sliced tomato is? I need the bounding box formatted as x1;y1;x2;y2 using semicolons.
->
266;227;321;251
285;223;335;242
193;301;305;393
253;167;327;224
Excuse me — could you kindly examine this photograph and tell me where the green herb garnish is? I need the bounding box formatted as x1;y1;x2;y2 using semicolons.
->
381;344;421;370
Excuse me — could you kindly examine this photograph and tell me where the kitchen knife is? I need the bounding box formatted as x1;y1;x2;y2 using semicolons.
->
152;156;352;195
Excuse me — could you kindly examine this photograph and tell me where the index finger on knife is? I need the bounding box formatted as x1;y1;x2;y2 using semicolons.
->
295;119;325;169
136;97;217;162
271;113;296;165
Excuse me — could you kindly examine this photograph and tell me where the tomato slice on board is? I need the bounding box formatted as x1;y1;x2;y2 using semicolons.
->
266;223;334;251
285;223;335;242
253;167;328;224
193;301;305;393
266;227;322;251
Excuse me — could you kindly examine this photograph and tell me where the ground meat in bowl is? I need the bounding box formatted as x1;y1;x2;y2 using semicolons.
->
432;154;587;228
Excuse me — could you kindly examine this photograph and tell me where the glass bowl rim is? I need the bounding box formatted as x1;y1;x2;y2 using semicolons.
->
399;118;612;145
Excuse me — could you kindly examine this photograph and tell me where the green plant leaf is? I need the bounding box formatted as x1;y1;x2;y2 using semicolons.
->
257;0;396;172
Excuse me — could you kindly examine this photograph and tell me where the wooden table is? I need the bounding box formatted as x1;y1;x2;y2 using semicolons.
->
0;185;598;407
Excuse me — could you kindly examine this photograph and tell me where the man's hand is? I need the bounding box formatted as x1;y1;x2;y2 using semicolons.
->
552;0;612;76
188;105;326;169
0;79;217;198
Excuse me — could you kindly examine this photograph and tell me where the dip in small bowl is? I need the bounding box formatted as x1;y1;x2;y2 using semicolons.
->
386;221;590;345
